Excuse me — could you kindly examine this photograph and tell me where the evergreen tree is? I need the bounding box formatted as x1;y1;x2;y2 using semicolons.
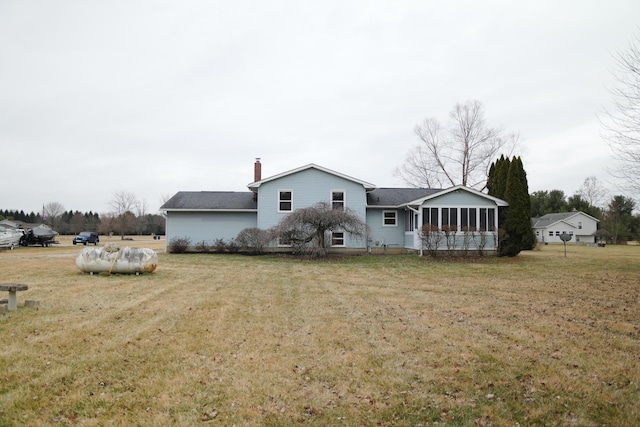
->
503;157;536;254
487;155;508;199
488;156;535;256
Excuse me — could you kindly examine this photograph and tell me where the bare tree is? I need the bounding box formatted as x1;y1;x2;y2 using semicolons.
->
43;201;65;230
98;212;116;237
601;31;640;194
135;198;149;235
272;202;368;257
576;176;608;208
109;191;138;239
396;100;519;189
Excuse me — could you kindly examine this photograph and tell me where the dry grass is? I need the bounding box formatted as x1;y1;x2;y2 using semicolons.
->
1;238;639;426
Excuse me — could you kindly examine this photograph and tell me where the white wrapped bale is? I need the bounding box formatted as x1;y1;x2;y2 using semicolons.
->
76;246;158;274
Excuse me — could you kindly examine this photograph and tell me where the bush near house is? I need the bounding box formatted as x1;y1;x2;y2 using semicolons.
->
168;236;191;253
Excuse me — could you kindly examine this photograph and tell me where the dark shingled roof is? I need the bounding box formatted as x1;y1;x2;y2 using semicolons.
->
162;188;445;211
531;212;584;228
367;188;442;207
161;192;257;211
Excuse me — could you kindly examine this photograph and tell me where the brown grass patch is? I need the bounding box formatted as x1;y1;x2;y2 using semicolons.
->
1;241;639;426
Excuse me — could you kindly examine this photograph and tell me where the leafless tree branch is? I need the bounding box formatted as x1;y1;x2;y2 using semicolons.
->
395;100;520;189
601;31;640;194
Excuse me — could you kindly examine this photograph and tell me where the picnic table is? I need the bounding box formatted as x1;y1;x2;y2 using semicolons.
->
0;283;28;311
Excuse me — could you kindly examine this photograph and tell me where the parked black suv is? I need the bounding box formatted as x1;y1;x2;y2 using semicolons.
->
73;231;99;245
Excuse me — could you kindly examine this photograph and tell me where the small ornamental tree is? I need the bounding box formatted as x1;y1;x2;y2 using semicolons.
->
272;202;368;257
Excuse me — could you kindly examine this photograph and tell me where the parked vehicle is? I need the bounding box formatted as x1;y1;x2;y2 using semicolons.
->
73;231;100;245
20;225;58;247
0;226;23;249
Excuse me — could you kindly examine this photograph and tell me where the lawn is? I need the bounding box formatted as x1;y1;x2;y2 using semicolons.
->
1;239;638;426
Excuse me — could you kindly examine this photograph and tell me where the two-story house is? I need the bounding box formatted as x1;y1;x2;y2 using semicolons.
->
161;160;508;254
531;212;599;244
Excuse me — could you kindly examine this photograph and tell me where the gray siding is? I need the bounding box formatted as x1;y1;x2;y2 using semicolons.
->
366;208;405;249
166;211;257;245
257;168;368;248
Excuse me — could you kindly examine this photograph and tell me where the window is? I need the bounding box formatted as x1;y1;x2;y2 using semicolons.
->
441;207;458;231
487;208;496;231
277;236;292;247
331;191;345;210
477;208;497;231
480;208;487;231
549;231;553;237
331;231;345;246
405;210;416;231
578;221;583;229
423;207;438;227
278;191;292;212
383;211;397;226
555;231;561;236
460;208;477;231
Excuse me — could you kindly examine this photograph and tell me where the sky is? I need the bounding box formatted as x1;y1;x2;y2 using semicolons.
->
1;0;638;215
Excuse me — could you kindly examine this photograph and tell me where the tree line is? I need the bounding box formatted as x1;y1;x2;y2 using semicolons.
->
0;208;165;236
0;191;166;237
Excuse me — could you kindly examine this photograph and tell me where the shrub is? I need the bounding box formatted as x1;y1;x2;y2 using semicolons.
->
212;238;227;253
226;239;240;253
236;228;271;254
195;240;210;253
168;237;191;253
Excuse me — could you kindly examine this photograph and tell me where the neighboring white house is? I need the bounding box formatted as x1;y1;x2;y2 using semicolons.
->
161;160;509;254
531;212;599;244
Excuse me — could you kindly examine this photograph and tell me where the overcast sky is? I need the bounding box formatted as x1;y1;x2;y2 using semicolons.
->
1;1;638;215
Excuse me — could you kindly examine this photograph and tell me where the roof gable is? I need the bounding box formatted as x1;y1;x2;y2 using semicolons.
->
532;211;599;229
247;163;376;192
406;185;509;207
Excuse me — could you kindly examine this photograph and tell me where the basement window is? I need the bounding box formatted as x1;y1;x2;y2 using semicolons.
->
331;231;345;246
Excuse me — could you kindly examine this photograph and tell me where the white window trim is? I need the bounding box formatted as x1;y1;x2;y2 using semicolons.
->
277;238;292;247
278;189;293;213
331;189;346;210
382;210;398;227
331;231;345;247
420;206;498;232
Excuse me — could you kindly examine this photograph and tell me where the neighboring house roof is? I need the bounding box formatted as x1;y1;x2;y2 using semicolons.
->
531;211;599;229
367;188;441;207
247;163;377;192
161;191;257;211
